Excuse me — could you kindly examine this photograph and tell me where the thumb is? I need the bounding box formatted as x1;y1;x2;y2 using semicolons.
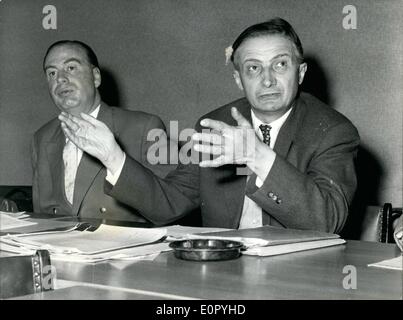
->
231;107;251;128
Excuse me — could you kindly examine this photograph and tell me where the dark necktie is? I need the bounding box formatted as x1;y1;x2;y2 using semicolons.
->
259;124;272;146
258;124;272;226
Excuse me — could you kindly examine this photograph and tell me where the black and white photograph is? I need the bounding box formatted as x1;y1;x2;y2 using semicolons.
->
0;0;402;307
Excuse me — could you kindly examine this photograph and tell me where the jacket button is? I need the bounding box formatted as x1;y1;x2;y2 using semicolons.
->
100;207;107;214
272;195;278;201
268;192;274;198
53;208;58;214
276;198;282;204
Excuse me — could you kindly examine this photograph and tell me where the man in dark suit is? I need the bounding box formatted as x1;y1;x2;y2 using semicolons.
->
32;40;167;222
59;18;359;233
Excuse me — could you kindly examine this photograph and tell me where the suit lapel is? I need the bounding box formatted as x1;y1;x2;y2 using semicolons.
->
71;103;114;215
273;95;306;158
46;124;66;205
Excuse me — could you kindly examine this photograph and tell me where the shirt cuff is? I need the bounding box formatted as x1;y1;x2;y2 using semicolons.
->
255;153;276;188
256;176;264;188
105;152;126;186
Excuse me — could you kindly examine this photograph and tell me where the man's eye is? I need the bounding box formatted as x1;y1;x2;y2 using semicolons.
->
67;65;76;72
273;60;288;71
246;65;261;73
47;71;56;78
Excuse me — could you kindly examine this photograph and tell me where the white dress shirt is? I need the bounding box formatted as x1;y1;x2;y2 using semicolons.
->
63;105;100;203
238;107;293;229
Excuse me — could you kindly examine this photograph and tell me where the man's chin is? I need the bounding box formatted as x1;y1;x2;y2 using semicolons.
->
251;102;292;119
254;103;282;113
56;104;81;116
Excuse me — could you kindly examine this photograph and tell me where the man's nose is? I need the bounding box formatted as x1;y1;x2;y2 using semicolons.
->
56;71;68;84
261;68;276;87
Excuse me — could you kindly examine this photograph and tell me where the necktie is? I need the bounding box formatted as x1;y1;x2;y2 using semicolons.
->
259;124;272;147
63;139;79;204
258;124;272;226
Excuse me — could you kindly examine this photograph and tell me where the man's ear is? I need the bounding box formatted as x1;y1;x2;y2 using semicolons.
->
233;70;244;91
93;67;102;88
298;62;307;85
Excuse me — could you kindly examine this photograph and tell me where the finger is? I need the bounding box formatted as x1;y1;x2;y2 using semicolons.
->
69;113;96;129
193;143;223;155
199;156;227;168
231;107;251;128
58;113;80;132
192;132;223;145
80;112;104;127
200;118;231;132
61;122;79;144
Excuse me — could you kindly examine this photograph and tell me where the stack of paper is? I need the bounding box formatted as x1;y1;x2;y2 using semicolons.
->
0;223;347;262
0;211;37;231
0;224;168;263
189;226;346;256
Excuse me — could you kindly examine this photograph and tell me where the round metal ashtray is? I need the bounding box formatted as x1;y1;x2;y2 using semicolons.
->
169;239;244;261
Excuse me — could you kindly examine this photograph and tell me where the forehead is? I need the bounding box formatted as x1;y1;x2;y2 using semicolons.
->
236;34;296;63
44;44;90;68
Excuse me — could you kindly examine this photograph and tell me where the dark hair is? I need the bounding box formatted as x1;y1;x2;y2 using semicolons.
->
231;18;304;65
43;40;99;71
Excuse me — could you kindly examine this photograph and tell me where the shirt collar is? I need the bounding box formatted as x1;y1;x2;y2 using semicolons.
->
90;104;101;118
250;107;293;134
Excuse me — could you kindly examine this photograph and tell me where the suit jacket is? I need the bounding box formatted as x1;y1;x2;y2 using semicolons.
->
32;102;168;222
107;92;360;232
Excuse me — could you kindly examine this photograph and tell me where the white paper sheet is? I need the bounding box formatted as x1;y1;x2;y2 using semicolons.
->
1;225;167;255
0;213;37;231
244;238;346;256
165;225;231;239
0;211;29;219
368;255;403;271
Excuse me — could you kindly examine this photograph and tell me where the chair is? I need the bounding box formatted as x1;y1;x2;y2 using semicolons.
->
0;197;18;212
0;250;54;299
359;203;402;243
0;186;33;212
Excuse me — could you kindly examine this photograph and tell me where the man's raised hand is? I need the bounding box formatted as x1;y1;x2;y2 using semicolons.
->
192;107;258;167
58;112;125;175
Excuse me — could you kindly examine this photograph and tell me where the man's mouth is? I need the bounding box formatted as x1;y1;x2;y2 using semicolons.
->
258;92;281;100
57;88;74;97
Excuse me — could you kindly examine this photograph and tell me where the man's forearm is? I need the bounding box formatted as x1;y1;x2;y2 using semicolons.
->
105;156;200;225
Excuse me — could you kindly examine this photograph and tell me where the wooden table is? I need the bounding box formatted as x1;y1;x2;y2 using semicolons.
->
2;215;402;300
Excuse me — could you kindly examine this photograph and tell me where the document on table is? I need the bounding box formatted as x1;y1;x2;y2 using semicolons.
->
165;225;231;239
0;225;167;262
0;213;37;231
189;226;346;255
0;211;29;219
244;238;346;256
368;255;403;271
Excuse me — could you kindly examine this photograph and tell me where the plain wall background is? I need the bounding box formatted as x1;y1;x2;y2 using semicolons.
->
0;0;402;211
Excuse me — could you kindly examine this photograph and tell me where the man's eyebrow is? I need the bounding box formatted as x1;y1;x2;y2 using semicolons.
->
44;65;56;71
63;58;82;65
242;53;291;64
44;58;82;71
271;53;291;60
